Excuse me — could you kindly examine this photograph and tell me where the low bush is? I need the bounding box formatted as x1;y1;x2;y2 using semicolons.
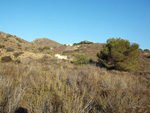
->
144;49;150;52
43;46;50;50
13;52;24;58
73;54;89;65
7;47;14;52
47;52;53;56
1;56;12;62
0;45;5;48
14;59;21;63
73;41;93;45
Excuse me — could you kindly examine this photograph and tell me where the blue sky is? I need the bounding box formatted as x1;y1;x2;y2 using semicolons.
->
0;0;150;49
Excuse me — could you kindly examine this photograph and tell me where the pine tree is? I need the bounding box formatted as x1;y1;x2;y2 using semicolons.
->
97;38;139;71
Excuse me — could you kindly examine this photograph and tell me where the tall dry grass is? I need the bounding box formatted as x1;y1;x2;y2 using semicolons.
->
0;62;150;113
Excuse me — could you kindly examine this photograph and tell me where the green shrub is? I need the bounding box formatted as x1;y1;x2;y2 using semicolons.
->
73;43;78;46
146;55;150;58
1;56;12;62
73;54;89;65
43;46;50;50
0;45;5;48
73;41;93;45
6;47;14;52
47;52;53;56
144;49;150;52
14;59;21;63
97;38;139;71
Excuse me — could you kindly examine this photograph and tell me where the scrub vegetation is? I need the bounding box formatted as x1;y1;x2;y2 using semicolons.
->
0;63;150;113
0;31;150;113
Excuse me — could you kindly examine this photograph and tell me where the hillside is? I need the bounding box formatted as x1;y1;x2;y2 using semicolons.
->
63;43;103;61
0;32;150;112
1;31;150;73
138;50;150;73
0;31;30;50
32;38;62;48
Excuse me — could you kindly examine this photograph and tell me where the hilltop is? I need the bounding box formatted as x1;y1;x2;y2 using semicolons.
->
32;38;62;48
0;31;30;50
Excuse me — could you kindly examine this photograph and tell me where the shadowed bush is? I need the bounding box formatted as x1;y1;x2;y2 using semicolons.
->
15;107;28;113
0;44;5;48
6;47;14;52
1;56;12;62
144;49;150;52
73;41;93;45
13;52;24;58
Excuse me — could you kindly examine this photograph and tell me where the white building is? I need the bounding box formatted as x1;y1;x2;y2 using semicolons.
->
66;44;73;46
55;54;67;60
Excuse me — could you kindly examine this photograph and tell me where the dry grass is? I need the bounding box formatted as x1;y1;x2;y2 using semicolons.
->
0;62;150;113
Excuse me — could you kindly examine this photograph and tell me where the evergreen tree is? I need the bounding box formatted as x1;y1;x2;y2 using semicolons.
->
97;38;139;71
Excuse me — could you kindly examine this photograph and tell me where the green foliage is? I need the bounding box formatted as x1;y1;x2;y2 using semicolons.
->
38;55;50;63
1;56;12;62
97;38;139;71
47;52;53;56
14;59;21;63
73;41;93;45
73;54;89;65
144;49;150;52
43;46;50;50
73;43;78;46
0;44;5;48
